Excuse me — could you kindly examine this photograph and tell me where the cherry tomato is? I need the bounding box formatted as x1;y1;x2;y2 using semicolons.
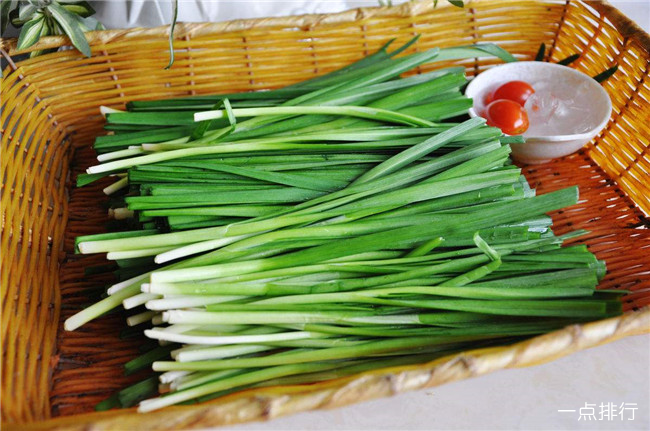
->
490;80;535;106
483;99;529;135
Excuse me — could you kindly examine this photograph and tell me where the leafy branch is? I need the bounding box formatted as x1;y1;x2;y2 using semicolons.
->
2;0;104;58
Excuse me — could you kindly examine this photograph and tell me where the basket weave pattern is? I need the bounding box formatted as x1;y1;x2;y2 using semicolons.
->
1;0;649;429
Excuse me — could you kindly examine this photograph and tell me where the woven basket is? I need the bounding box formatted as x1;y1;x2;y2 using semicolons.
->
1;0;649;429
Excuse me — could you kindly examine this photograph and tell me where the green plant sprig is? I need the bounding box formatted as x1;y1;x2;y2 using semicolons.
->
3;0;104;58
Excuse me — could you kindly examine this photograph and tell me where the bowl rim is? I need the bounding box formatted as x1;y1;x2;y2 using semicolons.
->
466;61;613;143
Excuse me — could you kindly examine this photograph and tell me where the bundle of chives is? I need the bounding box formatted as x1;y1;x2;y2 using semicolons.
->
66;39;620;413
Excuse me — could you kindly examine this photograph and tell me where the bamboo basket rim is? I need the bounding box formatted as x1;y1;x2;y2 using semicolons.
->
1;0;648;56
2;0;650;429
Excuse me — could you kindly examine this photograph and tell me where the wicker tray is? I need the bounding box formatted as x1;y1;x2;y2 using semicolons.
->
1;0;649;429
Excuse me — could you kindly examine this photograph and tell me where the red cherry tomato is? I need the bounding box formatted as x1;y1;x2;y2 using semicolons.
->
490;80;535;106
483;99;529;135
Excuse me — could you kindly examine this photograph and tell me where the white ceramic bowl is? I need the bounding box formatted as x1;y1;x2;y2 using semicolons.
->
465;61;612;164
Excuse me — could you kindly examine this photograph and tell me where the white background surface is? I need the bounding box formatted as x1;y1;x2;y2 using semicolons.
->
91;1;650;430
91;0;650;32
